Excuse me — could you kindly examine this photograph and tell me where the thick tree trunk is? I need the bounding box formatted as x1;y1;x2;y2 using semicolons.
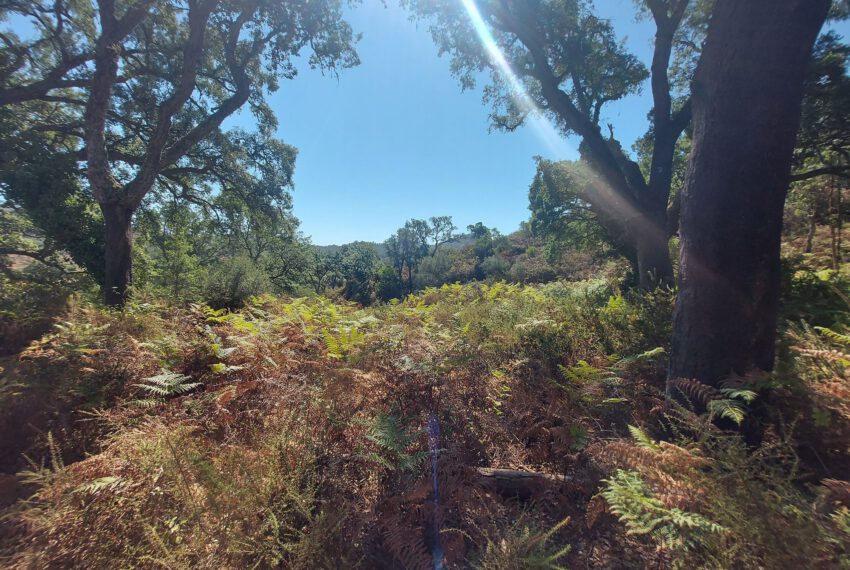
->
101;203;135;307
669;0;828;388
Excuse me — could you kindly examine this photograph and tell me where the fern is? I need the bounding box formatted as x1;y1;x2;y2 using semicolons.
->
602;470;725;553
73;475;129;496
668;378;719;406
616;347;665;366
706;388;757;426
718;387;757;403
706;399;747;425
323;326;364;359
363;413;428;472
472;514;572;570
134;370;201;403
815;326;850;346
628;425;661;451
560;360;617;384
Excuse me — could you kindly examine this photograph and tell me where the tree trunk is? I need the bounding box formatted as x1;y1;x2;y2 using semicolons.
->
805;204;818;253
669;0;828;388
582;177;674;290
836;178;843;265
634;209;674;289
101;203;135;307
830;178;839;268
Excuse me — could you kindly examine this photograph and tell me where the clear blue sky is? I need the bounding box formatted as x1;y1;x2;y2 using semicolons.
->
233;1;848;246
226;0;651;245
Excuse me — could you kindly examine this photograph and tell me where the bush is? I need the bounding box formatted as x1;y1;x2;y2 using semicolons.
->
201;256;272;309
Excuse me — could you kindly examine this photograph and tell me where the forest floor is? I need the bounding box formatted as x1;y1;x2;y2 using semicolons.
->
0;277;849;568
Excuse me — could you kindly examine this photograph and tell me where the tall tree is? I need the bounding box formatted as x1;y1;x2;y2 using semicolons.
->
0;0;358;305
338;241;381;305
385;219;430;293
668;0;829;388
406;0;704;288
427;215;458;256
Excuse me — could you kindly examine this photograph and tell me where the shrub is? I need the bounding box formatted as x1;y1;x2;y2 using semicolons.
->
201;256;272;309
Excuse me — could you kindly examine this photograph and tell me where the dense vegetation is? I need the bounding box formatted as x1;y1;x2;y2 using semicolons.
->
1;267;849;567
2;0;850;568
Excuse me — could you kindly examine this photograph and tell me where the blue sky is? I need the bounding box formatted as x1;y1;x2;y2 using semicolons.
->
237;0;658;245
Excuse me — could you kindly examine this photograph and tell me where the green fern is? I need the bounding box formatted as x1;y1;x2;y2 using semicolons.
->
363;413;428;472
815;326;850;346
705;388;757;426
602;470;725;553
616;347;665;366
559;360;617;384
628;425;661;451
134;370;201;404
323;326;364;359
472;514;572;570
73;475;129;496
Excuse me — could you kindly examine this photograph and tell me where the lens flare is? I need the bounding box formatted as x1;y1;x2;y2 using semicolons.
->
459;0;574;158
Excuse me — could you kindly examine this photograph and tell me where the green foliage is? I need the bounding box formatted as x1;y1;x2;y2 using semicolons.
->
322;326;365;359
363;413;427;472
627;425;661;451
794;32;850;176
781;262;850;327
1;0;360;305
338;241;381;305
201;256;273;310
815;324;850;345
529;158;621;261
406;0;647;136
73;476;130;496
0;125;105;284
471;515;572;570
4;274;849;569
134;370;201;406
602;469;726;556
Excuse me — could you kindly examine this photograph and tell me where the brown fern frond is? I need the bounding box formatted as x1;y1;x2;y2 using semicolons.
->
668;378;720;405
822;479;850;508
792;347;850;363
585;495;607;529
382;517;433;570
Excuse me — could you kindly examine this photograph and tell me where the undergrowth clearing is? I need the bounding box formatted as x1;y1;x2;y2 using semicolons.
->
0;279;848;568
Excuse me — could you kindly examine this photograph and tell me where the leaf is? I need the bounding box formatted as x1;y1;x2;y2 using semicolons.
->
707;399;747;425
628;425;660;451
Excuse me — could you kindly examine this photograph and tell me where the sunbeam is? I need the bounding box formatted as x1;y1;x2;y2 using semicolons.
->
459;0;574;159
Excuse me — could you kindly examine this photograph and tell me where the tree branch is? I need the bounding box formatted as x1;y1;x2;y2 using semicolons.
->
790;165;850;182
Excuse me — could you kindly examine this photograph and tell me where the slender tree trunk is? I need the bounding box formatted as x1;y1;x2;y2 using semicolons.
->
837;179;843;265
805;203;818;254
101;203;135;307
669;0;828;388
830;178;839;268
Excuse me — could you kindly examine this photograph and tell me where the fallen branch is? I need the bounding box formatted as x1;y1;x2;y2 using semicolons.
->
475;467;570;499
